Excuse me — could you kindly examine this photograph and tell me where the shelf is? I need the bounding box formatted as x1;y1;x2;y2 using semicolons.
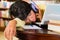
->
0;8;8;10
7;0;16;1
0;17;12;20
0;27;5;31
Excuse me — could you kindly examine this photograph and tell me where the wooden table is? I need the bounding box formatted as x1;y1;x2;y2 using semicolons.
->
16;29;60;40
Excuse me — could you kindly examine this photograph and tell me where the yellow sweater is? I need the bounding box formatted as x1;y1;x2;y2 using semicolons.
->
14;18;25;31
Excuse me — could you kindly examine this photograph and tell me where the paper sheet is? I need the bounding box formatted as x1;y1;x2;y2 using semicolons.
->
22;25;41;29
48;24;60;33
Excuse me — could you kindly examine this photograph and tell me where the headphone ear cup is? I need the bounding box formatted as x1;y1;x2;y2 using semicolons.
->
31;3;39;13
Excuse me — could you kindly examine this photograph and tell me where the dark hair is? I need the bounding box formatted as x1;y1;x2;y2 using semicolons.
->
9;1;32;20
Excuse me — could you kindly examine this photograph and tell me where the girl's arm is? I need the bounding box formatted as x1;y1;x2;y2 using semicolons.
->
4;20;17;40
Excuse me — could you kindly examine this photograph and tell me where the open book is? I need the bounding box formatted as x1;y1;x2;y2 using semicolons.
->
48;20;60;33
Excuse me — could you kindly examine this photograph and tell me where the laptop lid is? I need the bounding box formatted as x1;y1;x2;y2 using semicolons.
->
41;4;60;24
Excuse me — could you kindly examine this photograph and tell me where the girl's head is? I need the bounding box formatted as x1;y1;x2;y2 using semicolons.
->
9;1;36;23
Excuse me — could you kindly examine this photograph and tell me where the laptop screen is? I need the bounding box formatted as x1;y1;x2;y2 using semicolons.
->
41;4;60;24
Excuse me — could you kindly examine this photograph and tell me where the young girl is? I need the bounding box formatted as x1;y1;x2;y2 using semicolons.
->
4;0;36;40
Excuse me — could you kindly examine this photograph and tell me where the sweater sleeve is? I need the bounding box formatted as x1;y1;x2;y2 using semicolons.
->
14;18;25;27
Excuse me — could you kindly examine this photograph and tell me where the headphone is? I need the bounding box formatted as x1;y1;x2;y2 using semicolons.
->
31;0;39;13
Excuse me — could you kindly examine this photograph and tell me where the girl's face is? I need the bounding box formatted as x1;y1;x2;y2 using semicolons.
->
25;10;36;23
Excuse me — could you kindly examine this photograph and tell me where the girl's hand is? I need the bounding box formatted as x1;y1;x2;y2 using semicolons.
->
4;20;17;40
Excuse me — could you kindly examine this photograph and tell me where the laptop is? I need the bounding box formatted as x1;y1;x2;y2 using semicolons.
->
41;4;60;32
41;4;60;24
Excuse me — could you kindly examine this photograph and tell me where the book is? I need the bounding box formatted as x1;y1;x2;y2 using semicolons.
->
48;24;60;33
